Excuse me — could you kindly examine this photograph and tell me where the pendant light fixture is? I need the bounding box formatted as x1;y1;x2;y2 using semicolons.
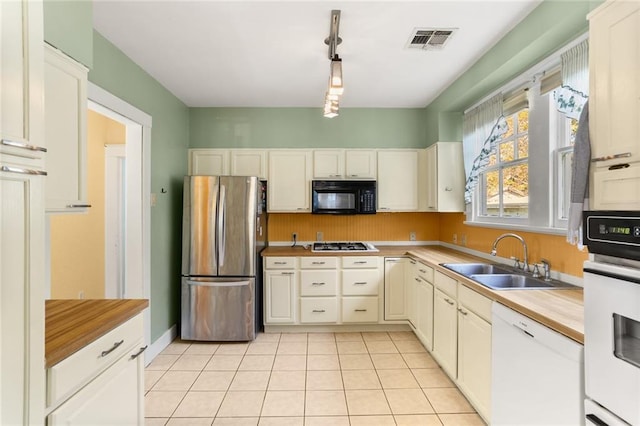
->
324;10;343;118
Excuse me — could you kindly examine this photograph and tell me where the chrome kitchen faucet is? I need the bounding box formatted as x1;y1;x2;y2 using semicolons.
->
490;233;530;273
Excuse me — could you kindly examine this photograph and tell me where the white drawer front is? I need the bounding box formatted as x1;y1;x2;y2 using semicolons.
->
47;314;144;407
458;284;493;323
300;270;338;296
265;257;295;269
342;297;379;323
300;256;337;269
300;298;338;323
342;269;380;296
434;270;457;299
416;262;434;283
342;256;379;269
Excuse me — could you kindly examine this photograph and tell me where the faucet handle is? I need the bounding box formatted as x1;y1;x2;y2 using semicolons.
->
510;256;521;269
532;264;542;278
540;259;551;281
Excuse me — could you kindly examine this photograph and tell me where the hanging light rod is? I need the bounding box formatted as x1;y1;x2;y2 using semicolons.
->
324;10;342;60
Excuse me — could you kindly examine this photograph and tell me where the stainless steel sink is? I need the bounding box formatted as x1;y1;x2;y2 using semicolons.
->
441;262;512;276
469;274;576;290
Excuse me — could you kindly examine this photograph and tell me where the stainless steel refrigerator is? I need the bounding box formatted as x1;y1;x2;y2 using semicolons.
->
181;175;266;341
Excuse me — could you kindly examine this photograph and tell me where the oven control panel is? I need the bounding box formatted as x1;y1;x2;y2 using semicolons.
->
584;211;640;260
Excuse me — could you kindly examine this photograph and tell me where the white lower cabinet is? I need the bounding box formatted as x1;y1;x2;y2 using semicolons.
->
432;286;458;378
264;270;297;324
46;313;146;425
342;297;378;323
415;270;434;351
384;257;410;320
300;298;338;323
457;284;492;422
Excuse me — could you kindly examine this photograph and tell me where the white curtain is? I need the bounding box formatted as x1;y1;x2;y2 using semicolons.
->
462;93;507;203
554;39;589;119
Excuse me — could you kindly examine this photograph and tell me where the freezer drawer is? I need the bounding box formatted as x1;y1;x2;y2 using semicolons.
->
181;277;255;341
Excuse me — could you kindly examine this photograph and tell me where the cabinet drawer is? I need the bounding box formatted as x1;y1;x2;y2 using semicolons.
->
300;270;337;296
592;164;640;210
265;257;296;269
416;262;434;283
342;269;380;296
300;256;337;269
434;271;457;298
458;284;493;323
47;314;143;406
342;297;379;323
300;298;338;323
342;256;379;269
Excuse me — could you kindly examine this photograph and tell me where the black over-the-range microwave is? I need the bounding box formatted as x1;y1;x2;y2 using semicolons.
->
311;180;376;215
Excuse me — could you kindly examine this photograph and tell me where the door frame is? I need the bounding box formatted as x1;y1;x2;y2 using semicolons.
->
88;83;152;357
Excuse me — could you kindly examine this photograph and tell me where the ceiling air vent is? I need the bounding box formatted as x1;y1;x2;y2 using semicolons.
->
407;28;456;51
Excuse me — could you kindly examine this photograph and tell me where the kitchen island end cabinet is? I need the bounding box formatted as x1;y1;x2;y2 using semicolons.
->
45;299;148;425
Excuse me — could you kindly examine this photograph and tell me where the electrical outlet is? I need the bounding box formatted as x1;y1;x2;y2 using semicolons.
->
409;231;416;241
453;233;458;244
316;231;323;241
78;291;84;299
461;234;467;246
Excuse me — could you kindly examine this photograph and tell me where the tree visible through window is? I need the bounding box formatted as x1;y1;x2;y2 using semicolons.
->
481;109;529;217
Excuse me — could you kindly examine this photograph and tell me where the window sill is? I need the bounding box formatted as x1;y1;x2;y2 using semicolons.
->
463;220;567;236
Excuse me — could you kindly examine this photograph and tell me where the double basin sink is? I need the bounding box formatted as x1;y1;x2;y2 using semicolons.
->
440;263;576;291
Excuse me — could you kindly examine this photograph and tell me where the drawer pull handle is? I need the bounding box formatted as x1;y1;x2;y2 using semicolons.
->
1;138;47;152
312;282;326;286
444;298;454;306
311;261;326;265
591;152;632;162
354;281;367;285
415;278;421;282
1;165;47;176
130;345;148;360
101;340;124;357
282;272;294;275
353;261;367;264
67;204;92;208
419;269;427;273
355;309;367;312
312;309;326;313
457;308;468;316
274;261;287;265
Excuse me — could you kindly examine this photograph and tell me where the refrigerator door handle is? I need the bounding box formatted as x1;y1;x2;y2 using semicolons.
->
185;279;251;288
218;184;227;267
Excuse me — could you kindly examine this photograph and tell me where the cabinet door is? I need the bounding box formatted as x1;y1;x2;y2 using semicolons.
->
436;143;464;212
384;258;409;320
264;270;296;323
231;150;267;179
47;343;145;425
590;1;640;166
188;149;229;175
425;145;438;211
407;260;418;328
268;150;312;212
313;150;344;179
345;150;376;179
457;305;491;421
377;150;418;211
0;2;45;424
432;288;457;378
416;278;434;351
44;45;89;212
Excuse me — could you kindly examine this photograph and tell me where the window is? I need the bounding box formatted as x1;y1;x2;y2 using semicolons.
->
554;104;579;227
480;109;529;218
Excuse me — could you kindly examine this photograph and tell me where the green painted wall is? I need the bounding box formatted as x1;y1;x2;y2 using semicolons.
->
89;32;190;341
423;0;603;146
43;0;93;68
190;108;426;149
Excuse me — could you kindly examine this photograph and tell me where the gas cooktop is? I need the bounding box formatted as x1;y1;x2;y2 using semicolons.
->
311;242;379;252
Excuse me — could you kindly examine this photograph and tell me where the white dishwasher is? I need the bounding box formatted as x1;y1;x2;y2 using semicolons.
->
491;303;584;425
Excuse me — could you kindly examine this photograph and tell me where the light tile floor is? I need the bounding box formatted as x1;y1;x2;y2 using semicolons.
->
145;331;486;425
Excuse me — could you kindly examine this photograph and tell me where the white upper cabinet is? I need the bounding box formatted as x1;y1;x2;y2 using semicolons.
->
345;150;376;179
377;149;419;211
589;0;640;167
268;150;312;212
188;149;229;175
425;142;465;212
312;149;376;179
230;150;267;179
589;1;640;210
44;44;89;213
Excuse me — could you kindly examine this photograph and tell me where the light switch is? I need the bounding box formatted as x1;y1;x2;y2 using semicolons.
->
151;193;157;207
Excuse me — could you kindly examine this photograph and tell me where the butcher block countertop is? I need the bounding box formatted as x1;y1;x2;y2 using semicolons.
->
45;299;149;368
262;245;584;344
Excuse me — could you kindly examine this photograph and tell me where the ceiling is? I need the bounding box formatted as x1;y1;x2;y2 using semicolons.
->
93;1;541;108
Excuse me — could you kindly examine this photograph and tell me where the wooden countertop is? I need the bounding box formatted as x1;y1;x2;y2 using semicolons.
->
45;299;149;368
262;244;584;344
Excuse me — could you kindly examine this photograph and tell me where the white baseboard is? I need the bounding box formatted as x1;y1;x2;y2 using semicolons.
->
145;324;178;366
